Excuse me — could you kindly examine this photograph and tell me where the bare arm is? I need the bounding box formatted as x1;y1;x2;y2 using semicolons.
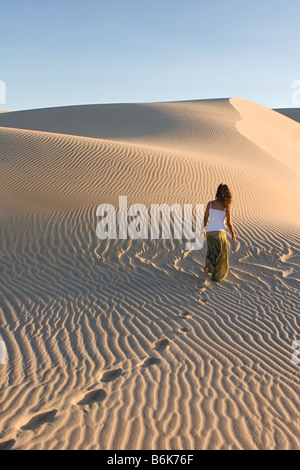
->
202;203;210;237
203;203;210;228
226;205;236;241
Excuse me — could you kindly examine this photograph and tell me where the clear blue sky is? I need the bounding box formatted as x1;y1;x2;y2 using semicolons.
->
1;0;299;111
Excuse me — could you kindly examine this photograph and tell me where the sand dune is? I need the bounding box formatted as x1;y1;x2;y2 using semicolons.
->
0;98;299;450
274;108;300;123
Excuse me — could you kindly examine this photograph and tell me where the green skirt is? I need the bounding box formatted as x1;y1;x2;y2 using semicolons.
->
205;231;229;282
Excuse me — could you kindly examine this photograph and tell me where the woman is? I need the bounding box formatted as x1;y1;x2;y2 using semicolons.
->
203;184;236;282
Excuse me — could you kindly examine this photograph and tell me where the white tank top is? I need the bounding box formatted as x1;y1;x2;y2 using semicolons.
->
206;201;227;232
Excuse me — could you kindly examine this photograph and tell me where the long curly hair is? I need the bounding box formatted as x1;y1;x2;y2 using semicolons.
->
215;183;232;209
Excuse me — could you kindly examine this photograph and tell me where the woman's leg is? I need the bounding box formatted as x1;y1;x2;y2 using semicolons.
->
211;232;229;281
205;234;216;275
205;232;229;281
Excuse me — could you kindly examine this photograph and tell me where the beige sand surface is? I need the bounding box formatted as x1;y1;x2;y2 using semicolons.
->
0;98;299;450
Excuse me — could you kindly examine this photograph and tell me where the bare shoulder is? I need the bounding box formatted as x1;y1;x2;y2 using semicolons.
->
225;203;233;215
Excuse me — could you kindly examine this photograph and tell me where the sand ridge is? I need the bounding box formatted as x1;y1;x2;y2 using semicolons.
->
0;98;299;449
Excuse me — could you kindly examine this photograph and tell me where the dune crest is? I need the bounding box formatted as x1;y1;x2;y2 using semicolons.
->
0;98;299;450
230;98;300;176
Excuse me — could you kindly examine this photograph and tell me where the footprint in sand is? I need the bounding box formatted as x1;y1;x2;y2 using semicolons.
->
20;409;57;431
77;389;106;406
0;439;16;450
154;339;170;351
180;311;192;318
179;326;189;333
100;368;122;383
141;357;161;368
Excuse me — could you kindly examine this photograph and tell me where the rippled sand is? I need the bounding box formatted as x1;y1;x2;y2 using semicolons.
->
0;98;299;449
